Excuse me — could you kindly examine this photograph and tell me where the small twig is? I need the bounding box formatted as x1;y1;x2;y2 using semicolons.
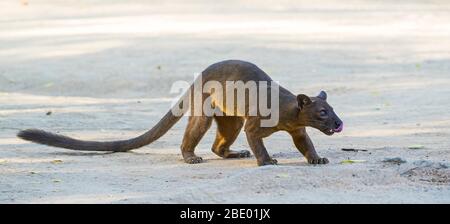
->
341;148;368;152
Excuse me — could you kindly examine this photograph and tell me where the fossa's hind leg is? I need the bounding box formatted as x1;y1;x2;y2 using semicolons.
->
211;116;250;158
181;116;213;164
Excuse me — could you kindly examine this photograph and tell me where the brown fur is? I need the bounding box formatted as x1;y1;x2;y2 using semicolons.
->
17;60;343;166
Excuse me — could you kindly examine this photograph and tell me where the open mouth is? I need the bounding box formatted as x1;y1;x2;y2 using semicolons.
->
324;129;335;135
323;123;343;136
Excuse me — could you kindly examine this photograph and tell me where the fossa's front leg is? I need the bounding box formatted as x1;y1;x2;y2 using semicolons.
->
245;132;277;166
244;119;277;166
289;128;329;164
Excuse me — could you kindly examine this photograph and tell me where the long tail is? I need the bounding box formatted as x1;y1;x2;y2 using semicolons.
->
17;93;189;152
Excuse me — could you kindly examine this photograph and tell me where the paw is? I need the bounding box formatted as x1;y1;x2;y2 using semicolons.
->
184;156;203;164
224;150;251;158
308;157;329;165
237;150;251;158
258;158;278;166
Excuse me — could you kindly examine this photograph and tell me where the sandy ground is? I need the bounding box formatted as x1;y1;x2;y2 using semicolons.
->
1;0;450;203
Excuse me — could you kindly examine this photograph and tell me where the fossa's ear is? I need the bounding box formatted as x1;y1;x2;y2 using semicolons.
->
317;91;327;101
297;94;312;109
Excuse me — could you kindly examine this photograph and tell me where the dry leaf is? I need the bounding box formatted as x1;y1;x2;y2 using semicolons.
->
51;159;63;164
340;159;366;164
408;145;424;149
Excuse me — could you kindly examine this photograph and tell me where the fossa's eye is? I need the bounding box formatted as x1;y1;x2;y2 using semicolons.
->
319;110;328;117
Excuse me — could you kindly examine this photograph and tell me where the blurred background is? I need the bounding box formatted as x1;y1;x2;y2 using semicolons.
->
2;0;449;97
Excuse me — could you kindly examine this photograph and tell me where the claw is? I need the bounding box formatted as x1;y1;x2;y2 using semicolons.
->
258;158;278;166
184;156;203;164
309;157;329;165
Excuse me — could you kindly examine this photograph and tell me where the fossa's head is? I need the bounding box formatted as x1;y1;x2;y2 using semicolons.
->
297;91;343;135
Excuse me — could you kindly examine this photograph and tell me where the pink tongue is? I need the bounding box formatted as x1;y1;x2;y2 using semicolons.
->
333;123;343;132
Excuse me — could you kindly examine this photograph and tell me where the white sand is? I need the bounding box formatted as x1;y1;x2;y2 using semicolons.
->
0;0;449;203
